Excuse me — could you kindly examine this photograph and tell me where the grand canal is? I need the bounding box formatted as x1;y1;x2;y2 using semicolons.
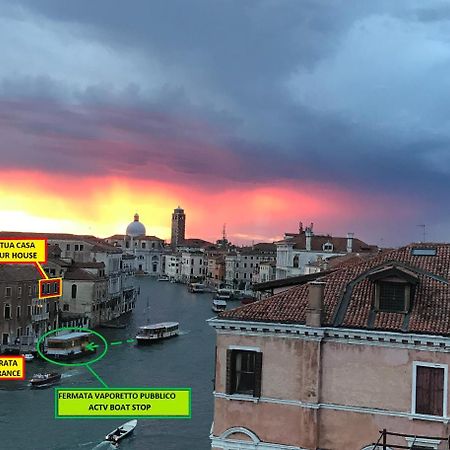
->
0;278;216;450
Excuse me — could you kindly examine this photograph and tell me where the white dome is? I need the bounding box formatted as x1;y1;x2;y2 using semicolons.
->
126;213;146;237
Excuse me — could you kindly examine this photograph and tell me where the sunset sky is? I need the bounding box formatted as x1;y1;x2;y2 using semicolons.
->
1;1;450;246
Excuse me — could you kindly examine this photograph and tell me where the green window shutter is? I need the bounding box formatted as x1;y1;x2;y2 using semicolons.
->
225;349;234;394
253;352;263;397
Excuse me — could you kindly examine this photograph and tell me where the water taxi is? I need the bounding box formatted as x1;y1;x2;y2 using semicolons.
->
212;299;227;313
188;282;207;293
45;331;94;360
216;288;233;300
136;322;179;344
30;372;61;388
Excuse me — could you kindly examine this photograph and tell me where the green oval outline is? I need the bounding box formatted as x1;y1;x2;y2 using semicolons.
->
36;326;108;367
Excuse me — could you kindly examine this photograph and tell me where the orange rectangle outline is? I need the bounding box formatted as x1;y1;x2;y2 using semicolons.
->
0;356;25;380
0;238;48;263
38;278;63;299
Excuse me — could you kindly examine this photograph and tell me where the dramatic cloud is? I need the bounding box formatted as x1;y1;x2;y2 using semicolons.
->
0;0;449;244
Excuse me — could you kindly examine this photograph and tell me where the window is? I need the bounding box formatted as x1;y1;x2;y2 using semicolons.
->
80;244;84;251
71;284;77;299
4;304;11;319
17;287;22;298
413;363;446;417
66;244;70;251
5;287;11;297
142;242;146;249
323;242;334;252
27;305;31;316
75;244;79;251
16;306;20;318
226;349;262;397
293;255;299;268
378;282;407;312
63;304;69;311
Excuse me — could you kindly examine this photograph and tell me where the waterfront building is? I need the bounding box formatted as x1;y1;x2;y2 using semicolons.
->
171;206;186;249
181;250;206;283
209;243;450;450
254;260;276;284
0;264;43;351
275;222;377;279
59;262;107;327
225;243;276;289
164;252;182;281
106;213;165;275
207;255;226;287
0;231;138;326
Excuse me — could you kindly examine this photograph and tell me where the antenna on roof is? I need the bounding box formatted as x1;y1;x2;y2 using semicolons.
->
417;224;426;243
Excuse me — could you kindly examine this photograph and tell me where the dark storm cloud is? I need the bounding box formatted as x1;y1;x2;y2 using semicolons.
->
2;0;450;238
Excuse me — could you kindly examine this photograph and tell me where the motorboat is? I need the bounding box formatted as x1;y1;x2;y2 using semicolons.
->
136;322;179;344
30;372;61;388
105;419;137;443
22;353;34;362
157;275;169;281
216;288;233;300
188;283;207;293
212;299;227;313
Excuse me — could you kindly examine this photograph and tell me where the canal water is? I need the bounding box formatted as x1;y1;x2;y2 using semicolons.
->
0;278;217;450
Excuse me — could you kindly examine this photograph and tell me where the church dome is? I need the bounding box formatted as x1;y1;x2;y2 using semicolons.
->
126;213;146;237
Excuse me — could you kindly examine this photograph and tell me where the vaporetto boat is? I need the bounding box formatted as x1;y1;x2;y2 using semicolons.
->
135;322;179;344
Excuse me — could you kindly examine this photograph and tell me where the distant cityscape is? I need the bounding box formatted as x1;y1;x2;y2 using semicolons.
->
1;207;449;449
0;206;379;350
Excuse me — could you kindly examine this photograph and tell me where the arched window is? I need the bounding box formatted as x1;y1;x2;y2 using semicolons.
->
293;255;299;268
71;284;77;299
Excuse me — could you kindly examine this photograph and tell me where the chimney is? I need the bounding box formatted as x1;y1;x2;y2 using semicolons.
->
299;221;303;234
306;281;325;327
305;228;313;251
346;232;354;253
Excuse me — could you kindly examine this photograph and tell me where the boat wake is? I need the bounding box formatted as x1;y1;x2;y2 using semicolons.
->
178;330;190;336
61;370;81;379
89;441;114;449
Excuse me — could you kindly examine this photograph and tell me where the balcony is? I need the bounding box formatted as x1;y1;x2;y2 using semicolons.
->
32;312;49;322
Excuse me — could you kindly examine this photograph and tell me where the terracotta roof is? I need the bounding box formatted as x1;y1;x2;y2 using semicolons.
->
179;238;215;249
219;243;450;336
72;261;105;269
253;270;336;291
0;231;122;253
0;264;40;282
64;268;101;281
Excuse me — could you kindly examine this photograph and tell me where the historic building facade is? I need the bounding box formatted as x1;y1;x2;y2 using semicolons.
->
210;243;450;450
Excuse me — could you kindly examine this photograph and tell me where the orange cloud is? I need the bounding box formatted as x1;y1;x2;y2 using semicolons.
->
0;169;414;245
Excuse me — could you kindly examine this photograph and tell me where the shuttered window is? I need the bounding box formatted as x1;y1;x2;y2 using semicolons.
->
225;349;262;397
415;366;444;416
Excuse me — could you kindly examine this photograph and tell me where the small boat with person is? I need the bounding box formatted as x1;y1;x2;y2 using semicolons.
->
212;299;227;313
30;372;61;388
136;322;179;344
105;419;137;444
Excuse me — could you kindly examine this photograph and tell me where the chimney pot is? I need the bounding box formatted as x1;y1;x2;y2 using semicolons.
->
306;281;325;327
347;232;354;253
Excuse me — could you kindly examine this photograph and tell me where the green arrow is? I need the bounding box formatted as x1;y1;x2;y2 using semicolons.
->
86;342;99;351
